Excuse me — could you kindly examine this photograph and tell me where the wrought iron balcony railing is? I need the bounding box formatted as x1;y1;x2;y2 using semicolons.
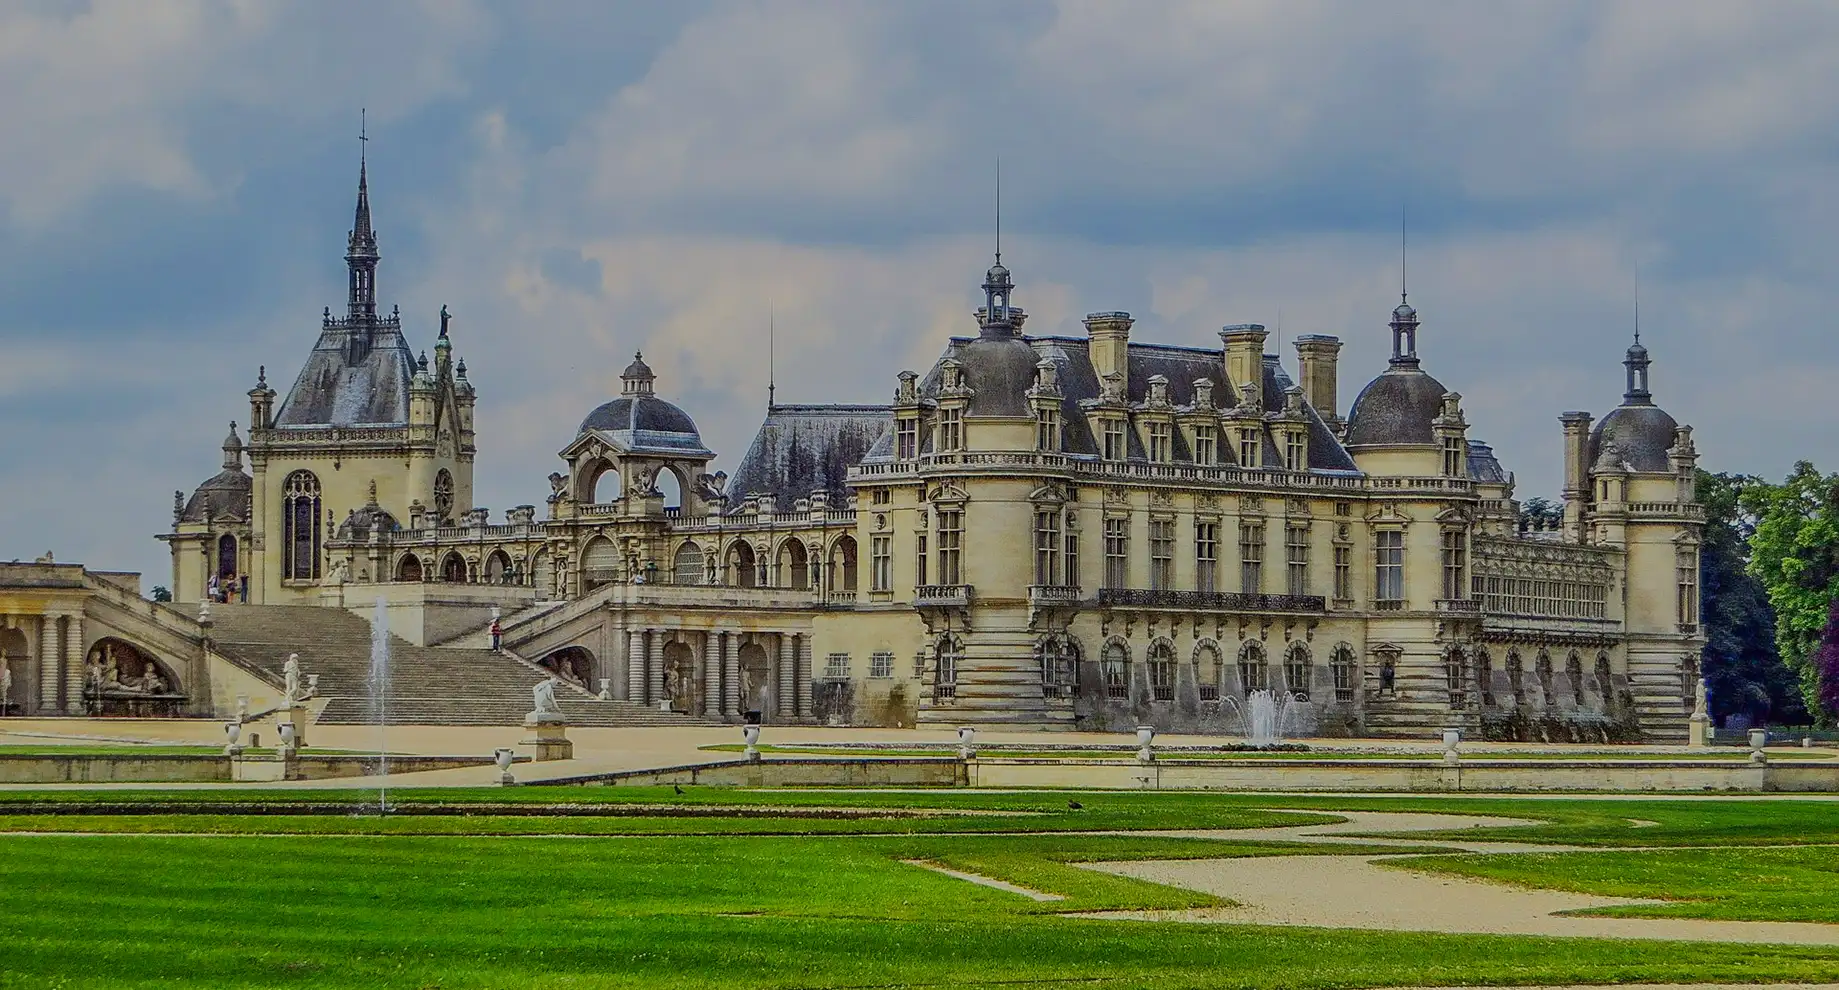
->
1094;588;1325;613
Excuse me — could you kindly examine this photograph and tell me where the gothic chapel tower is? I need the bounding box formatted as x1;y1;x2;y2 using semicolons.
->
163;143;477;603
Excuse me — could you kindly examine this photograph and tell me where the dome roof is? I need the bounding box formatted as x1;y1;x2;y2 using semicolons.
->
956;335;1044;417
179;469;251;524
579;395;701;438
336;500;401;540
1392;299;1417;322
1344;365;1450;447
1589;404;1678;474
622;352;655;380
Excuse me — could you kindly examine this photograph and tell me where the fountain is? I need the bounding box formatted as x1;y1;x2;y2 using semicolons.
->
1221;689;1317;748
367;596;390;814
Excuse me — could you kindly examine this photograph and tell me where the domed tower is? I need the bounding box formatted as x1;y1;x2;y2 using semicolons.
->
558;352;716;515
158;423;255;602
1343;294;1470;480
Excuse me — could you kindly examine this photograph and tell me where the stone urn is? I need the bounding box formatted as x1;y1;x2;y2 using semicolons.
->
1136;725;1156;763
957;726;977;760
277;722;296;755
743;723;761;760
222;721;243;757
1749;727;1769;764
598;678;612;701
1441;727;1462;765
494;747;517;786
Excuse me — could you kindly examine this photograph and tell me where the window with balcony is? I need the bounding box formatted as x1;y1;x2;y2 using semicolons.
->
1103;517;1129;589
934;637;961;701
1102;419;1127;462
1441;529;1467;600
1333;544;1352;601
935;510;963;585
1373;530;1404;605
915;533;927;587
1064;527;1080;589
1034;511;1062;586
1285;524;1309;597
1330;644;1356;702
1284;641;1312;700
1195;642;1221;702
1239;522;1264;593
870;535;891;592
1149;520;1174;590
1147;422;1172;463
1238;428;1261;467
1148;641;1176;701
1102;642;1129;700
896;418;918;460
1238;640;1268;694
937;407;963;452
1195;522;1218;594
1194;425;1217;466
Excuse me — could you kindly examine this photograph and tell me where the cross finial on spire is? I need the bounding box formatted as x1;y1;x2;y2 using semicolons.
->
768;307;776;411
995;157;1002;265
359;108;368;165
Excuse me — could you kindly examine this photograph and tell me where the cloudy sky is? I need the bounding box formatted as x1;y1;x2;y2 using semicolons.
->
3;0;1837;584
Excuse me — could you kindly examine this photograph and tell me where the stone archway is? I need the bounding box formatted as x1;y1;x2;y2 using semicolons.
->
441;552;468;583
726;542;757;588
83;638;184;717
737;640;773;717
0;627;28;715
661;640;698;713
539;646;595;692
776;539;809;590
395;554;424;583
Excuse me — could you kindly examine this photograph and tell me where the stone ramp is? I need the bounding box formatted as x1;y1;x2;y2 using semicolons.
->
182;604;718;728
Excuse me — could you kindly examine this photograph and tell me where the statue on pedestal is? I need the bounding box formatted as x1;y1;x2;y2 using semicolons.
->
284;654;303;705
529;675;565;724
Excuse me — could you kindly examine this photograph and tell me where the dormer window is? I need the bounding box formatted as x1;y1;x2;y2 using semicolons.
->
1238;428;1261;468
1283;430;1307;471
1036;408;1060;452
937;407;963;452
1442;436;1466;478
1102;419;1127;462
1194;425;1217;466
1147;422;1172;463
896;418;919;460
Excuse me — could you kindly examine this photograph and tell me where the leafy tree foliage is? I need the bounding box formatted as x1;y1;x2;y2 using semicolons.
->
1738;462;1839;721
1697;471;1804;725
1813;597;1839;720
149;586;173;603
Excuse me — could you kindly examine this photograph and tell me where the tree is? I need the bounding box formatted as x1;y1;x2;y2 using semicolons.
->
149;586;173;603
1740;461;1839;721
1814;598;1839;720
1697;471;1804;725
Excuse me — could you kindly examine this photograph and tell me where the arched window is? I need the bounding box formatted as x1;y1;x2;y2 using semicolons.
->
485;550;511;584
673;542;704;586
934;636;961;702
830;535;859;592
1147;640;1176;702
591;462;622;504
282;471;321;581
1330;643;1357;702
581;537;619;591
1039;637;1075;699
434;469;455;522
778;540;809;590
1238;640;1268;695
1284;641;1312;700
1476;648;1495;707
1566;651;1584;706
441;552;468;583
1536;651;1555;706
657;468;684;511
1507;649;1524;705
1102;641;1129;700
216;533;238;581
726;542;757;588
1194;642;1221;702
395;554;424;583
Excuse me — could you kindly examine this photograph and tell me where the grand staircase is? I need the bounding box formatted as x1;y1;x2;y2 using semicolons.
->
183;604;717;728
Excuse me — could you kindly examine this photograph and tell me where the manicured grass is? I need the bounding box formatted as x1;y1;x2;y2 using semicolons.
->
1392;845;1839;923
4;832;1839;989
703;743;1793;761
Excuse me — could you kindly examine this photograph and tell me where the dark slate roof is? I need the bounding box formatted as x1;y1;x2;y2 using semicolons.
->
911;336;1357;472
728;404;892;512
274;319;416;427
180;470;251;523
1590;404;1678;473
1466;441;1509;484
579;395;704;445
1344;365;1450;447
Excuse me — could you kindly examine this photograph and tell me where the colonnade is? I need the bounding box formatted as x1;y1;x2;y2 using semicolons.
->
0;611;84;714
620;626;814;720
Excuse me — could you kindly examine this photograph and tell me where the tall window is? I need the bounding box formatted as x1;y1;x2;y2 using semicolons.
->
1238;428;1261;467
935;510;963;585
1330;644;1357;702
934;637;960;701
1064;525;1080;589
216;533;238;580
1446;647;1467;702
870;536;891;592
1284;430;1306;471
1103;518;1129;589
896;418;919;459
1195;522;1219;594
1194;425;1217;466
1284;642;1312;700
1147;422;1172;463
1373;530;1404;605
937;407;963;452
1443;436;1466;477
1102;419;1127;461
1441;530;1467;600
1034;511;1062;586
1239;522;1264;593
1333;544;1352;601
915;532;928;587
1102;642;1129;700
869;652;894;679
1507;651;1525;704
1238;641;1268;694
1195;643;1221;702
1148;642;1176;701
1149;520;1174;590
1036;408;1060;451
1285;524;1310;597
1477;649;1495;707
1677;549;1699;626
282;470;322;581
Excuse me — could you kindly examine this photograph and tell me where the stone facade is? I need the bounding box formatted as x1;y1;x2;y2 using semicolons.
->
157;160;1706;742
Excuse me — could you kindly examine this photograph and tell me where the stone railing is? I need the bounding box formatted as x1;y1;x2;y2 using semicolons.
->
849;453;1477;497
1095;588;1325;613
915;584;974;608
1435;598;1482;613
1028;585;1082;605
1626;501;1706;519
670;509;857;533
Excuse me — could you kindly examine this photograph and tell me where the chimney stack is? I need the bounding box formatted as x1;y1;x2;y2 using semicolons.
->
1220;324;1268;395
1085;312;1134;394
1293;334;1342;425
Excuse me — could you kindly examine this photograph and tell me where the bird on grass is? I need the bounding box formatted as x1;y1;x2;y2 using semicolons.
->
673;784;685;796
1066;800;1083;810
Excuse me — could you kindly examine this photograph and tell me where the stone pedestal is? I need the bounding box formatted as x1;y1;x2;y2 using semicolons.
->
287;705;310;749
521;714;573;761
1689;713;1712;749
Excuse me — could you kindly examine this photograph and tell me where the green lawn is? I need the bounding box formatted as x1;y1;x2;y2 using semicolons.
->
701;743;1796;761
4;830;1839;989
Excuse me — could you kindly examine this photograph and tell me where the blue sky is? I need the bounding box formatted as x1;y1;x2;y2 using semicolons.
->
4;0;1838;585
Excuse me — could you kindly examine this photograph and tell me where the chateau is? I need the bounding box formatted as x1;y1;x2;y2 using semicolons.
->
2;155;1706;742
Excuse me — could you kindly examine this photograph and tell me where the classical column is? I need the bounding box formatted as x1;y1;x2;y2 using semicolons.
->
650;630;667;707
721;632;739;717
62;614;84;713
776;633;794;718
701;632;720;717
626;627;646;704
796;633;814;718
38;615;59;711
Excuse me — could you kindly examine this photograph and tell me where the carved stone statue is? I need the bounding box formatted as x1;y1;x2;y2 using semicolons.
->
322;559;349;588
138;667;166;694
284;654;303;705
439;304;451;338
529;675;565;723
694;471;729;505
1692;677;1708;719
0;663;11;711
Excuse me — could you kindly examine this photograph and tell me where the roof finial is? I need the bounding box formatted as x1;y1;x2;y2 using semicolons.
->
1400;201;1408;304
359;108;368;167
1633;262;1641;346
995;157;1002;265
768;307;777;411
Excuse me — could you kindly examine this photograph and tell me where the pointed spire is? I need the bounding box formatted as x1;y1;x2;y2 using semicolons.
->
768;308;776;411
345;110;380;322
